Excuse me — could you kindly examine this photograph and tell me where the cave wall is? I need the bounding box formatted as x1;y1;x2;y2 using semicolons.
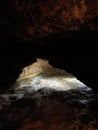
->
0;0;98;41
0;0;98;93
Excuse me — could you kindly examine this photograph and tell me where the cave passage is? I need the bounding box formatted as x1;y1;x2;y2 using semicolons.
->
0;31;98;93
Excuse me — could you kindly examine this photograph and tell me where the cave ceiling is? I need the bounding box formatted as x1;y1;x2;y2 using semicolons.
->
0;0;98;41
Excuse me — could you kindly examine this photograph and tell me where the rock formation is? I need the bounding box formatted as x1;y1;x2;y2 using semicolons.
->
0;58;98;130
0;0;98;41
17;58;66;82
14;58;92;92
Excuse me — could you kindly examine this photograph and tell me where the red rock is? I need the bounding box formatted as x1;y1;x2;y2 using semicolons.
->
0;0;98;41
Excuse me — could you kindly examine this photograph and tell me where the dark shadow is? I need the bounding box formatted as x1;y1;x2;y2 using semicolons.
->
0;31;98;93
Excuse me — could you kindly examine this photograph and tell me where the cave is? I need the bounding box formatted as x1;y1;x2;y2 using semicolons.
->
0;0;98;130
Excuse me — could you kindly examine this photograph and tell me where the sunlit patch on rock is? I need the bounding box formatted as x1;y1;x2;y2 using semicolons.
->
14;58;92;93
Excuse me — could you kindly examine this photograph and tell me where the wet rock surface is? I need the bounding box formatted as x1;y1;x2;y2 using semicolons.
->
0;59;98;130
0;89;98;130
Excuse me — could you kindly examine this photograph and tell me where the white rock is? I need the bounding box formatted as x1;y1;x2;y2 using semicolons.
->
15;58;92;93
